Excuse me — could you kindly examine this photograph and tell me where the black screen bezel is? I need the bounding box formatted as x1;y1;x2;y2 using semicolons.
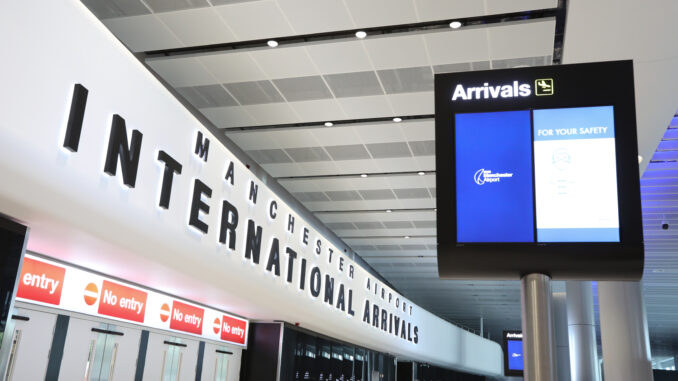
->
435;61;644;280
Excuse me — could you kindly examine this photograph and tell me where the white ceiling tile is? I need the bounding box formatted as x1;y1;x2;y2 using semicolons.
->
199;52;266;83
250;47;319;78
202;106;257;128
214;1;294;40
354;123;407;144
288;99;347;121
225;130;280;150
156;8;236;47
306;41;374;74
103;14;183;52
337;96;393;119
261;162;342;177
344;0;417;26
413;0;485;21
400;120;435;140
387;92;434;115
241;103;300;125
485;0;558;14
311;126;362;146
147;57;216;87
425;28;490;65
364;34;430;70
372;157;425;173
278;0;355;34
488;20;555;60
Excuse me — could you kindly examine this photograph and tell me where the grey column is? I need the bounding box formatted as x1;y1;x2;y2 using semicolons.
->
566;281;600;381
599;281;654;381
553;292;571;381
521;273;558;381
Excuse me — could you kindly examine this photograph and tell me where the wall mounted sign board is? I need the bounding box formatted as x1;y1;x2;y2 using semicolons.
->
435;61;644;279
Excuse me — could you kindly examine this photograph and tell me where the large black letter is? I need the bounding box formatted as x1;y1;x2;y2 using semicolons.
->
336;284;345;312
157;151;182;209
189;179;211;234
244;220;262;264
310;267;321;298
324;275;334;305
362;300;370;324
249;181;258;204
104;115;143;187
219;200;238;249
287;215;294;233
224;161;234;185
285;247;297;283
266;238;280;276
195;131;209;162
348;289;355;316
63;84;88;152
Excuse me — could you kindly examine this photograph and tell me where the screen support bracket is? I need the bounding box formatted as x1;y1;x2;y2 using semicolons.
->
521;273;557;380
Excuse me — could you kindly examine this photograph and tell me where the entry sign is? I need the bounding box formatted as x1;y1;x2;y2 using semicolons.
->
435;61;644;280
15;254;249;346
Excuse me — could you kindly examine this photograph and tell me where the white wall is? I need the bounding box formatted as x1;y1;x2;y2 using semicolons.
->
563;0;678;174
0;0;502;376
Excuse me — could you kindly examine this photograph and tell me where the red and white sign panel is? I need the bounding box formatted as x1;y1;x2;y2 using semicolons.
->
16;257;65;306
16;255;248;346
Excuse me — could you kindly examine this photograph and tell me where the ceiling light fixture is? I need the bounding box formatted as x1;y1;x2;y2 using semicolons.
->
404;235;411;239
417;171;425;176
393;117;402;122
638;155;643;163
355;30;367;39
449;21;462;29
267;40;278;47
324;122;334;127
386;209;392;213
360;174;368;178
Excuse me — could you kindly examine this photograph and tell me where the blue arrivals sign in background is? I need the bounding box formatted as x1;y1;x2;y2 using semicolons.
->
435;61;644;280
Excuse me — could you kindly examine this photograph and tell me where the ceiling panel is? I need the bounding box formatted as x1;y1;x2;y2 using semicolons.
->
156;8;237;46
213;1;294;40
103;14;182;52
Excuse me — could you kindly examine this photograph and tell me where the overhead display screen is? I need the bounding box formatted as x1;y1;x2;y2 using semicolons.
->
455;106;619;243
435;61;644;279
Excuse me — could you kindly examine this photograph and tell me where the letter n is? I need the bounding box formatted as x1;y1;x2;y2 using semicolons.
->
104;115;143;187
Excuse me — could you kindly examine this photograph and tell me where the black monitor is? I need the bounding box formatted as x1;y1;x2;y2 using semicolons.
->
435;61;643;279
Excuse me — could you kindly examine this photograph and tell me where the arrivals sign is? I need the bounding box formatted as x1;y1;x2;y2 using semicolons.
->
16;255;249;346
435;61;644;279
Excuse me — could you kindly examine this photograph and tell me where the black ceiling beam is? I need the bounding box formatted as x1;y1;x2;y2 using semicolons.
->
144;8;558;58
223;114;434;132
277;170;436;181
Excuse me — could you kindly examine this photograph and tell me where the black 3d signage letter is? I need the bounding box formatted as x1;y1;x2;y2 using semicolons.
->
104;115;143;187
189;179;212;234
63;84;89;152
157;151;182;209
195;131;210;162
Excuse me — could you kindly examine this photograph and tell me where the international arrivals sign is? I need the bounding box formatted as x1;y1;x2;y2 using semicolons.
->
17;255;249;345
55;82;420;345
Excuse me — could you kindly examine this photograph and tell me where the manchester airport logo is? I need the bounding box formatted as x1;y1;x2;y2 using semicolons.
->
535;78;554;96
474;169;514;185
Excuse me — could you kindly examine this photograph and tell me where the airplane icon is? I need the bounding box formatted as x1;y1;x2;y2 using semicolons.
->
535;78;554;96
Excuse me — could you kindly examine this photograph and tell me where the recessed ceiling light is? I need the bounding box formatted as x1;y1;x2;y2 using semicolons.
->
638;155;643;163
449;21;462;29
386;209;392;213
355;30;367;39
267;40;278;47
417;171;425;176
360;174;368;178
324;122;334;127
404;235;411;239
393;117;402;122
433;208;437;212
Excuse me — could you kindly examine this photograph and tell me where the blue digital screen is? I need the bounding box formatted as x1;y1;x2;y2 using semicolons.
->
454;106;619;243
507;340;524;371
455;111;535;242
